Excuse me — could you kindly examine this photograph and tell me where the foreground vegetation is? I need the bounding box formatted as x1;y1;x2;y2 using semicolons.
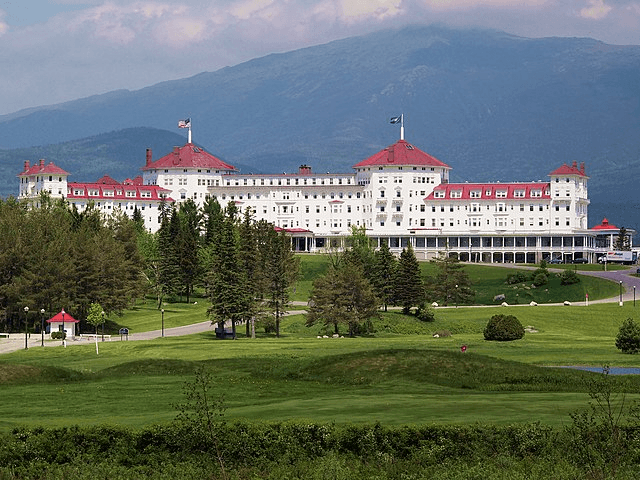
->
3;300;640;477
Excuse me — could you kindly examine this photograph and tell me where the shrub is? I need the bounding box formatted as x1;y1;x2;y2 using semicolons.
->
530;268;549;285
415;303;436;322
50;332;66;340
533;273;548;287
484;314;525;341
615;318;640;354
506;271;527;285
560;270;580;285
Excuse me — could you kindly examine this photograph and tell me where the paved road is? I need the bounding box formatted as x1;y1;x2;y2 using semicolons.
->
0;311;308;355
0;268;637;355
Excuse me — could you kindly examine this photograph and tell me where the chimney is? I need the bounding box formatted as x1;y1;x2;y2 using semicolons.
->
39;159;45;168
387;145;394;163
298;165;312;175
580;162;585;175
146;148;152;166
173;146;180;165
23;160;30;172
572;160;577;169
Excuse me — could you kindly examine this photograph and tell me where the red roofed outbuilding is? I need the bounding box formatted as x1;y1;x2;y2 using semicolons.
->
46;310;80;338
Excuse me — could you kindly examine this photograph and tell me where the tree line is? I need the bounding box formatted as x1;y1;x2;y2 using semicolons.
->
306;227;475;336
0;195;300;337
0;196;143;333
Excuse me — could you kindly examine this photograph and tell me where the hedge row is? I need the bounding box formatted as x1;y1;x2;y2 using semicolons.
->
2;421;640;478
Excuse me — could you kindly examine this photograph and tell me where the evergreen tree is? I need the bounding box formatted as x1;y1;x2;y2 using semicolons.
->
426;254;475;306
307;263;379;336
372;240;397;311
343;226;376;280
614;227;631;251
157;206;181;303
263;228;300;338
392;244;424;314
176;199;202;303
207;204;251;339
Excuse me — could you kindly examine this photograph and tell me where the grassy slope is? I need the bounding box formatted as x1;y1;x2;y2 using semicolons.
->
2;301;640;430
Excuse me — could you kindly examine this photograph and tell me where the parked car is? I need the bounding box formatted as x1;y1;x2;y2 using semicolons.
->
549;258;563;264
572;258;588;264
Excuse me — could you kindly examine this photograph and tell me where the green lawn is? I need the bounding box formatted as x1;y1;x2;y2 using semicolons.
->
292;254;622;305
2;302;640;431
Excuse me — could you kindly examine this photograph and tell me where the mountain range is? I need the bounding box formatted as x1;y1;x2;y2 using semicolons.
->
1;25;639;229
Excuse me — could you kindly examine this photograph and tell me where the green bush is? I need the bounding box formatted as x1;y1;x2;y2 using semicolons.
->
50;332;66;340
506;271;528;285
615;318;640;354
484;314;525;341
532;273;548;287
559;270;580;285
415;303;436;322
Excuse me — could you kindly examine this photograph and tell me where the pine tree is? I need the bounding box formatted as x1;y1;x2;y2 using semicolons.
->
372;240;397;311
307;263;379;336
392;244;424;314
426;254;475;306
264;228;299;338
614;227;631;251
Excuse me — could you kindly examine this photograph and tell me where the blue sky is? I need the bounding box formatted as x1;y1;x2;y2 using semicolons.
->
0;0;638;115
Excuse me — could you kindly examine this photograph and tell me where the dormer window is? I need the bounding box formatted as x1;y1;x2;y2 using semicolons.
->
470;191;481;198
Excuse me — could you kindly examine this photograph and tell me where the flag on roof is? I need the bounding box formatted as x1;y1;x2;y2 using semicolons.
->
390;116;402;124
178;118;191;128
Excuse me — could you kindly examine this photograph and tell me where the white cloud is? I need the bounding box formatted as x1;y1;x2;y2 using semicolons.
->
0;10;8;35
229;0;276;20
0;0;638;115
580;0;613;19
422;0;548;10
340;0;403;21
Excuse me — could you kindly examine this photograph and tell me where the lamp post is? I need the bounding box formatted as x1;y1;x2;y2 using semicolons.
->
619;281;623;307
61;308;66;347
40;308;45;347
161;309;165;337
23;306;29;350
455;284;459;308
634;286;636;308
101;311;105;342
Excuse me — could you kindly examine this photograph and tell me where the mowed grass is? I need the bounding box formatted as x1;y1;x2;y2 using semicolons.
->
2;302;640;431
292;254;622;305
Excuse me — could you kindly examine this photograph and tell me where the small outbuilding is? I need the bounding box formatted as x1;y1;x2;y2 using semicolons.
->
46;310;80;338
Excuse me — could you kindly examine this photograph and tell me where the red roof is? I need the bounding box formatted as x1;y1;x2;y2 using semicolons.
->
18;159;69;177
67;179;173;202
425;182;550;201
549;161;587;177
96;175;119;185
141;143;236;172
591;217;618;230
46;310;79;324
274;227;313;234
352;139;450;169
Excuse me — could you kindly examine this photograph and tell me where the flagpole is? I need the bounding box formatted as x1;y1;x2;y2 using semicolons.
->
400;113;404;141
188;123;192;144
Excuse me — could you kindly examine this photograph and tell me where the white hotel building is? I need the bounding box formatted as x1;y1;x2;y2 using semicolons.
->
17;135;630;263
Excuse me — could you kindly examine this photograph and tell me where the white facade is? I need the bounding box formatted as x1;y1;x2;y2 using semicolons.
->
19;137;629;264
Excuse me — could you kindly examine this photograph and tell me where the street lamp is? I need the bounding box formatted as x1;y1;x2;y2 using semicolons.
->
634;286;636;308
23;306;29;350
40;308;45;347
61;308;66;347
161;309;165;337
455;284;459;308
619;281;623;307
101;311;105;342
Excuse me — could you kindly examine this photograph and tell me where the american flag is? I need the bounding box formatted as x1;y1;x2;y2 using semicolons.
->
178;118;191;128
